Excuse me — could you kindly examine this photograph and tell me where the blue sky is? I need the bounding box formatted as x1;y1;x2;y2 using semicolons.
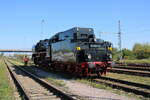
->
0;0;150;50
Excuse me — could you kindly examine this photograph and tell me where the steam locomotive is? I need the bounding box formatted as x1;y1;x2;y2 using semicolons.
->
32;27;112;77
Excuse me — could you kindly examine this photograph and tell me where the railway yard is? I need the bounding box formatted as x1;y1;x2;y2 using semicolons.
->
1;27;150;100
0;57;149;100
1;1;150;100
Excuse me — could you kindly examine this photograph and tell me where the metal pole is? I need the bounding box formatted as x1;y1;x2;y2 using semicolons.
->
41;19;44;39
118;20;122;60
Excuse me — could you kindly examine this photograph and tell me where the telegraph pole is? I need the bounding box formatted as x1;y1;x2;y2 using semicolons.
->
41;19;45;39
118;20;122;60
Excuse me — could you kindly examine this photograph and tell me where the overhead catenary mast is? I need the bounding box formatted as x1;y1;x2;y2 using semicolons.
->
41;19;45;39
118;20;122;60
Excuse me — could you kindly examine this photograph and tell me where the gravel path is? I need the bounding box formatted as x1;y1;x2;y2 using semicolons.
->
64;80;135;100
31;67;135;100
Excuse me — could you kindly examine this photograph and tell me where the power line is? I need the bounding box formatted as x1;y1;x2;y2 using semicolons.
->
125;28;150;33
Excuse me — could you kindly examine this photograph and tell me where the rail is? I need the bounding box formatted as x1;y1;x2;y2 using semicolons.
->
4;59;75;100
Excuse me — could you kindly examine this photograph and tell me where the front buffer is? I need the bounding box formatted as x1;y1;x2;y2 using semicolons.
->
79;61;112;77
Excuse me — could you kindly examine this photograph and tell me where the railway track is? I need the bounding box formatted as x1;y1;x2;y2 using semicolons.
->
5;58;150;99
113;66;150;72
4;59;75;100
116;62;150;67
115;62;150;71
109;67;150;77
92;76;150;98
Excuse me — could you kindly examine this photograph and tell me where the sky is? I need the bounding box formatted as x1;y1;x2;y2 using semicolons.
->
0;0;150;50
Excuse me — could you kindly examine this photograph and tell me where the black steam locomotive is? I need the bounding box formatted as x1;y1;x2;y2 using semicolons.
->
32;27;112;77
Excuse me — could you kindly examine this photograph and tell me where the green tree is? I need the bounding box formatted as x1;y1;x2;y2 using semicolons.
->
112;47;120;60
133;43;150;59
122;48;135;59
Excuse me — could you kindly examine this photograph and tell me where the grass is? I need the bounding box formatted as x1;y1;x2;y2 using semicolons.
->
46;77;65;87
9;59;24;65
118;59;150;64
76;79;111;89
76;78;149;100
106;72;150;86
0;58;14;100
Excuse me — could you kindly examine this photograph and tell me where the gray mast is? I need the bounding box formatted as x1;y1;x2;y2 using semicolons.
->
118;20;122;60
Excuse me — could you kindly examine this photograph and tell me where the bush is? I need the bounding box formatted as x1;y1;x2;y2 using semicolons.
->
112;43;150;61
133;43;150;59
122;49;135;60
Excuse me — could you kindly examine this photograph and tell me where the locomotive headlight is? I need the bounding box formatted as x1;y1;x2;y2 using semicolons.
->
87;54;92;59
108;47;112;51
76;47;81;51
